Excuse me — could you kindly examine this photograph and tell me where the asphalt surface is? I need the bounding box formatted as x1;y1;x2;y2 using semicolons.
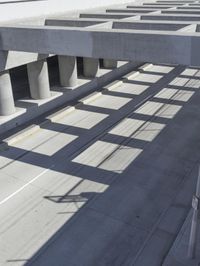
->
0;64;199;266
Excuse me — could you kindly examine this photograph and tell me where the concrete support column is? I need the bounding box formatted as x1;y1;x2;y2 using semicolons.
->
103;59;118;69
0;70;15;116
27;59;50;100
58;55;77;87
83;58;100;78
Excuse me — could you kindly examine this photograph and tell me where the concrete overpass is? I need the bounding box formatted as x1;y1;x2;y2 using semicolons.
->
1;1;200;265
0;0;200;121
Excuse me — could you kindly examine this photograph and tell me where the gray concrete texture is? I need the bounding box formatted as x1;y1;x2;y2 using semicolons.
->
0;61;138;134
1;25;200;66
83;57;100;78
27;59;51;100
0;70;15;115
58;55;78;87
2;0;200;70
1;1;200;266
164;210;200;266
0;63;200;266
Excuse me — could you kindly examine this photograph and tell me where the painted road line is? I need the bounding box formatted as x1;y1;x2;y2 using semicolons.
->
0;165;54;206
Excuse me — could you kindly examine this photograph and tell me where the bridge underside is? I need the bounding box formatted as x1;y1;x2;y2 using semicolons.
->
1;0;200;130
1;0;200;66
1;1;200;266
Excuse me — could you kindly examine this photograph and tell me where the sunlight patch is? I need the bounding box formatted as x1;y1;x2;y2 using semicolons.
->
155;88;194;102
135;101;182;119
170;77;200;88
112;83;149;95
34;133;78;156
87;95;132;110
109;118;165;141
109;118;145;137
180;68;199;77
133;73;163;83
56;109;108;129
72;140;142;173
147;65;174;74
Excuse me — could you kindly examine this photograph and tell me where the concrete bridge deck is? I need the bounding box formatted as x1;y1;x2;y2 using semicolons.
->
0;63;200;266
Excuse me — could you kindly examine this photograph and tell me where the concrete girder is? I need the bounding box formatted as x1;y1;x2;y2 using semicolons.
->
79;13;140;19
126;5;178;9
112;21;191;30
45;19;108;28
143;3;189;5
177;6;200;8
0;51;50;72
141;14;200;20
162;10;200;14
106;8;158;13
0;26;200;66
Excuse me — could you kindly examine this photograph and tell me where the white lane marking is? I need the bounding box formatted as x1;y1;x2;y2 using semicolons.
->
0;165;54;206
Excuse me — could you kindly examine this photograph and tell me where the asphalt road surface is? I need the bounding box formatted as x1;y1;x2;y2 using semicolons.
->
0;64;199;266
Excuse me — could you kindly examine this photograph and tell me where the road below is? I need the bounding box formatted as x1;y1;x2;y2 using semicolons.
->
0;63;199;266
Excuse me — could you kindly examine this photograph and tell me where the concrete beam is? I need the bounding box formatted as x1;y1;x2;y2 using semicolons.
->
48;19;112;80
106;8;157;13
1;25;200;66
80;13;136;19
0;19;112;72
141;14;200;21
126;5;175;9
0;51;50;72
112;21;190;30
143;2;187;5
156;0;196;2
177;6;200;8
45;19;107;27
177;24;197;32
120;19;200;24
81;11;200;21
46;18;113;29
162;10;200;14
0;70;15;116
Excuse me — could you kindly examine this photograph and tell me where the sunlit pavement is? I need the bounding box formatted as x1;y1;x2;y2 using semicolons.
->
0;64;200;265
